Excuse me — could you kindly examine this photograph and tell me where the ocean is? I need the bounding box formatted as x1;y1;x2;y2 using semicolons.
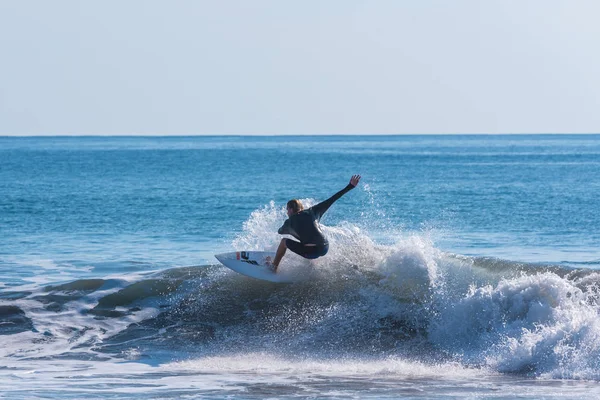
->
1;134;600;399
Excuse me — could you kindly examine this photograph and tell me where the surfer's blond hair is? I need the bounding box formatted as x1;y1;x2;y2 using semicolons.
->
287;199;303;213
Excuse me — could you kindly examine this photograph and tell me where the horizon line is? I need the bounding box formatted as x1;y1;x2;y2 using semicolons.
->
2;132;600;138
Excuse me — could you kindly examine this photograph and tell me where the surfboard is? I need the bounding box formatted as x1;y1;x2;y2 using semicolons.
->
214;251;297;283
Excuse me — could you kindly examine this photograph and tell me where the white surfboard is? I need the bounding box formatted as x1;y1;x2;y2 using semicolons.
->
214;251;298;283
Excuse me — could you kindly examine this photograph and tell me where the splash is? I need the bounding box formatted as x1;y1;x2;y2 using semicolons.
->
2;203;600;381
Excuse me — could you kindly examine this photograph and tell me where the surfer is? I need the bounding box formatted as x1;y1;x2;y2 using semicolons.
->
270;175;361;272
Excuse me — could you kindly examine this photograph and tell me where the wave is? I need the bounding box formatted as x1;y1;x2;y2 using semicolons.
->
2;205;600;380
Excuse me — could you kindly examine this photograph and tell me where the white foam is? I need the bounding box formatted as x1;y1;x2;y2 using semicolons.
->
428;271;600;379
166;353;487;379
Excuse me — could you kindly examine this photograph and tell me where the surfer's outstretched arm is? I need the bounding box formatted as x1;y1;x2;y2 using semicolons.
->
312;175;361;220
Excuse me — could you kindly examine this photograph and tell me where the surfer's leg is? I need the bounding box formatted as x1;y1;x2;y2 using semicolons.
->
285;241;328;260
272;238;288;270
284;239;306;257
275;239;314;268
304;243;329;259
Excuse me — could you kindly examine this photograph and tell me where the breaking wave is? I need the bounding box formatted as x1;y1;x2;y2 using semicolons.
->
2;202;600;381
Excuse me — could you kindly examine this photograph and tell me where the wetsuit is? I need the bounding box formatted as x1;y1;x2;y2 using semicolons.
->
278;183;355;259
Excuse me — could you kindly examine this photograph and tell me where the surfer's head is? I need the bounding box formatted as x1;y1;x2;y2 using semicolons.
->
286;199;303;216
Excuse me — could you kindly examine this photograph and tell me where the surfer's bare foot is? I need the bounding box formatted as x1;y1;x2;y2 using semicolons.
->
265;257;277;273
269;261;278;273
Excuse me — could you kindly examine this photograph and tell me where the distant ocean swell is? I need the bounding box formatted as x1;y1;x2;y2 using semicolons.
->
2;208;600;381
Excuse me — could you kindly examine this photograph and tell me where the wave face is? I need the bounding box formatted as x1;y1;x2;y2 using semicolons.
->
2;203;600;381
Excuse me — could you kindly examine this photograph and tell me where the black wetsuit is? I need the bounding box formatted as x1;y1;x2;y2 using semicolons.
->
278;183;355;259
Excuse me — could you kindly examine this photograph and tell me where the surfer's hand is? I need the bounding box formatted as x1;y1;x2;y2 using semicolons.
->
349;175;361;187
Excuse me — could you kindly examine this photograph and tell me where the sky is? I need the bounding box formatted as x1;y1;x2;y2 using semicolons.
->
1;1;599;135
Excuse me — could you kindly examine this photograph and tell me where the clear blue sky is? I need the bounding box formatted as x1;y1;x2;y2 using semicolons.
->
1;1;599;135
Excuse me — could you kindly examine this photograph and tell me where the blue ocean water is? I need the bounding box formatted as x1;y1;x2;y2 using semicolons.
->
1;135;600;398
